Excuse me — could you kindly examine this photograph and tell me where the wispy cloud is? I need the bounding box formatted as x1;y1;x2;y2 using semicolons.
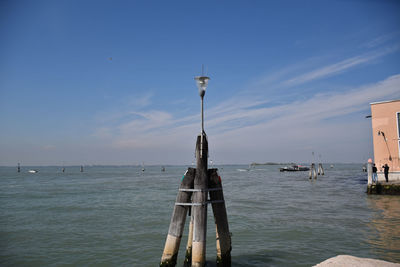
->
94;92;155;124
207;74;400;138
207;74;400;162
127;92;154;108
92;41;400;163
282;46;399;87
362;32;400;48
98;74;400;155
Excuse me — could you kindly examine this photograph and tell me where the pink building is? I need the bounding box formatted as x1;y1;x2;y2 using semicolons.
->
370;99;400;182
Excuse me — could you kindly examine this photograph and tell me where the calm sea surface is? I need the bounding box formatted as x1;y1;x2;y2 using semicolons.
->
1;164;399;266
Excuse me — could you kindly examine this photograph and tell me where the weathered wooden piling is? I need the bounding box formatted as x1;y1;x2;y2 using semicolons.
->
318;163;324;175
161;168;195;267
209;169;231;267
309;163;317;179
184;217;194;267
160;138;231;267
192;134;208;267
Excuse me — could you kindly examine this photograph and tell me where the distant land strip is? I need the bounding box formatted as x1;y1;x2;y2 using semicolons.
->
250;162;296;166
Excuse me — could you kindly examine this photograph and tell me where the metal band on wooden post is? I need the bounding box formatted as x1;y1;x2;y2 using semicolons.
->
160;168;195;267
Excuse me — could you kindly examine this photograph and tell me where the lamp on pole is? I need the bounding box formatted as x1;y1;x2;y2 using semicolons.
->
194;75;210;135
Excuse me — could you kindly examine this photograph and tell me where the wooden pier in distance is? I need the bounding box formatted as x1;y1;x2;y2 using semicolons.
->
367;181;400;195
366;161;400;195
160;134;231;267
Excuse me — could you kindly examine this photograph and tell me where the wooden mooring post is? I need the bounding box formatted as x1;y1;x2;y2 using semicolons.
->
192;134;208;267
209;168;231;266
318;163;324;175
160;134;231;267
161;168;195;266
309;163;317;179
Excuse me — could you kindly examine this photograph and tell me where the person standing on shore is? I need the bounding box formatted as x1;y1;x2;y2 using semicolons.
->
382;164;389;182
372;164;378;183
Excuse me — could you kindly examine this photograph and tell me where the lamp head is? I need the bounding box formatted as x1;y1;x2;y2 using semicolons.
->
194;76;210;97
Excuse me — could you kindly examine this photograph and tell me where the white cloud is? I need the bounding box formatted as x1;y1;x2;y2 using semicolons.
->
95;92;154;124
92;41;400;163
207;74;400;163
283;46;399;87
127;92;154;108
363;32;400;48
213;74;400;136
94;73;400;163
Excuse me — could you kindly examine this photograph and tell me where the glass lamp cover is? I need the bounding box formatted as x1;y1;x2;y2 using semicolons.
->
195;76;210;94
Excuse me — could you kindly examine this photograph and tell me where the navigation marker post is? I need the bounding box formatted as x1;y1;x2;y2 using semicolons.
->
160;73;231;267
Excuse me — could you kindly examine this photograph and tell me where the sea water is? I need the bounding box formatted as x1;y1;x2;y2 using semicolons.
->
0;164;399;266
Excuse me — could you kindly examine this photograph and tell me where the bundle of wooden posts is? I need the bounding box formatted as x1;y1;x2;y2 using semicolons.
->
160;135;231;267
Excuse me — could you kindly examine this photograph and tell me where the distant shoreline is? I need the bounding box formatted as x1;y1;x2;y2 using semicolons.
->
0;162;366;167
250;162;296;166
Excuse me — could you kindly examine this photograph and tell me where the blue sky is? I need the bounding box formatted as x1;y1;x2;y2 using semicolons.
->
1;0;400;165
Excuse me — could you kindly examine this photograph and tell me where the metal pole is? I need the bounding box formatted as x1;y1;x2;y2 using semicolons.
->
201;96;204;134
200;95;204;158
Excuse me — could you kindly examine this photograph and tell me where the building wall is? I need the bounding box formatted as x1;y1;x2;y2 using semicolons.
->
371;100;400;182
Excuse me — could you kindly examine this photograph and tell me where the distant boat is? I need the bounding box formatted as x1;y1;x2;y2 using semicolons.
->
280;165;309;172
330;165;334;168
141;162;145;172
28;170;38;173
161;166;165;172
